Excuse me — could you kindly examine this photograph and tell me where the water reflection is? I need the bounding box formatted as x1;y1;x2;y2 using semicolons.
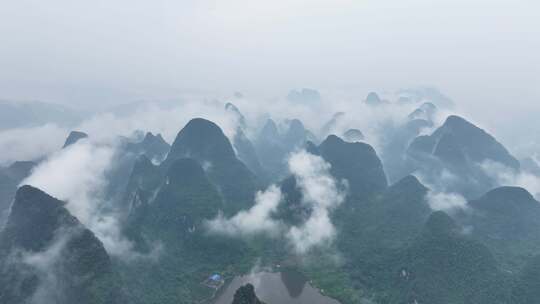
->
280;270;306;298
212;270;340;304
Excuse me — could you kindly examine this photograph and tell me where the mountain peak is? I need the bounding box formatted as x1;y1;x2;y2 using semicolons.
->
322;134;343;144
435;115;520;169
484;186;535;201
142;132;166;145
444;114;469;126
166;118;236;165
320;112;345;137
319;134;387;195
283;119;307;147
410;114;520;173
321;134;377;155
260;118;279;140
439;115;487;136
124;131;170;162
225;102;240;112
163;118;257;214
142;131;169;152
471;186;538;213
285;118;306;136
225;102;247;129
14;184;65;208
389;175;427;193
3;185;72;251
63;130;88;148
365;92;381;104
409;102;438;121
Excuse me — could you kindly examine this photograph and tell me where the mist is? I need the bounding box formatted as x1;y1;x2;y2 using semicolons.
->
1;2;540;303
207;150;347;254
206;185;284;237
20;139;160;261
1;0;539;149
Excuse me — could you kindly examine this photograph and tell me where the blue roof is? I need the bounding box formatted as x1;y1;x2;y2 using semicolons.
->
210;274;221;281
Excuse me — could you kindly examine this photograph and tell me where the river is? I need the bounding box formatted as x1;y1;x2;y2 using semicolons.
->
212;270;341;304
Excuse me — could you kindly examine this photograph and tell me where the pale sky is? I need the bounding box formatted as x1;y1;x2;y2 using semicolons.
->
1;0;539;146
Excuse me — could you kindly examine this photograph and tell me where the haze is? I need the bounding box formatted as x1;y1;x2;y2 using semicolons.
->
0;0;539;149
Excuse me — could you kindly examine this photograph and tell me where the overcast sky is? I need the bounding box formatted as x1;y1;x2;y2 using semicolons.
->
1;0;539;140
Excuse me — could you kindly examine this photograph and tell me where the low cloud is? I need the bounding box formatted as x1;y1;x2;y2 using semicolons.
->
0;90;452;175
0;98;243;166
0;124;67;166
5;228;73;304
206;150;347;254
21;139;156;262
481;160;540;200
425;191;468;213
414;170;469;213
77;100;241;144
205;185;283;237
22;140;114;223
287;208;336;254
285;151;347;254
23;232;70;304
90;214;163;261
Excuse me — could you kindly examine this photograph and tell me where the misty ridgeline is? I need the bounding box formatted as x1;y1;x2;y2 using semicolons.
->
1;89;540;304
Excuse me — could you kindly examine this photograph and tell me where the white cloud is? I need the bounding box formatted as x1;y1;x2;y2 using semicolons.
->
22;231;70;304
287;208;336;254
425;191;468;213
3;229;73;304
0;124;67;166
414;170;469;213
285;151;347;253
21;139;156;261
231;91;421;152
205;185;283;237
90;214;163;261
0;98;243;168
77;100;240;144
481;160;540;200
22;140;113;223
205;150;347;254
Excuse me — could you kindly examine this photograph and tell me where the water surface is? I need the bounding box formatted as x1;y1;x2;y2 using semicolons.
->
213;270;340;304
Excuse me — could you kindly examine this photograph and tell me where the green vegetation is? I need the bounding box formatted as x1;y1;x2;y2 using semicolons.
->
0;186;123;304
162;118;260;215
3;115;540;304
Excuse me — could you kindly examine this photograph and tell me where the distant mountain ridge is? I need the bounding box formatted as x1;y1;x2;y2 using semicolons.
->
407;115;520;198
1;107;539;304
0;100;83;130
